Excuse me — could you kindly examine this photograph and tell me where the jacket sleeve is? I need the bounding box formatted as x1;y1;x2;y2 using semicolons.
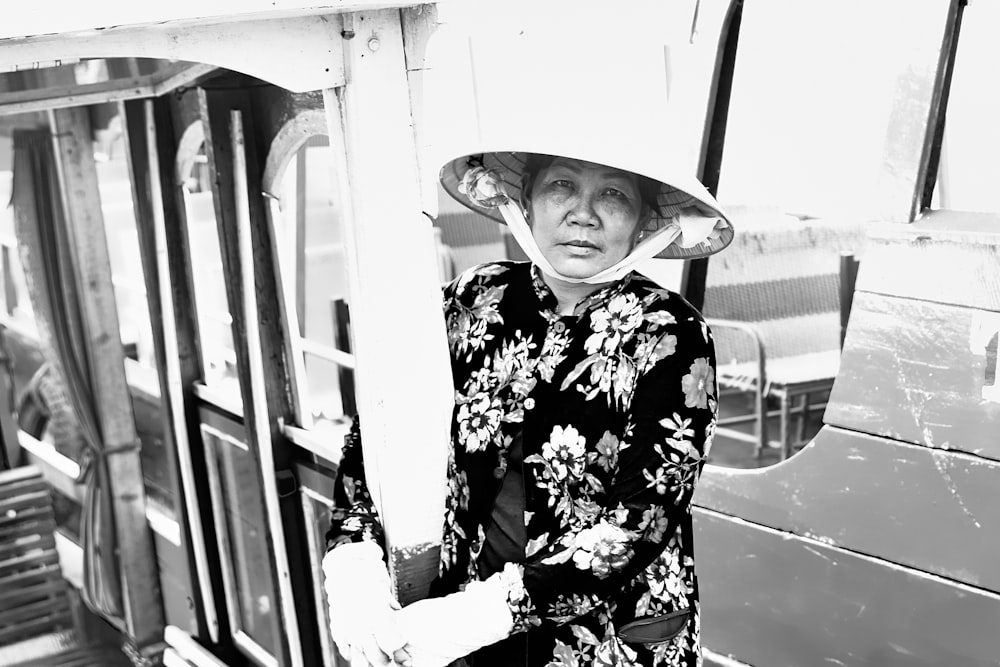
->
505;315;717;631
325;415;386;552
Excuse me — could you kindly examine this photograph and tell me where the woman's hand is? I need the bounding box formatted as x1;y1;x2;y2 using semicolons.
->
397;573;515;667
322;542;411;666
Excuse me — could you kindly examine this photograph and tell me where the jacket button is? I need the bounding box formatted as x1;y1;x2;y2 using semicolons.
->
553;321;566;333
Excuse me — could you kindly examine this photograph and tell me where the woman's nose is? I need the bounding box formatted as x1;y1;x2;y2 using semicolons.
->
567;195;600;227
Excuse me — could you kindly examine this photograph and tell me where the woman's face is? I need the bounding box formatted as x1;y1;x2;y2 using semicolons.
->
527;157;647;279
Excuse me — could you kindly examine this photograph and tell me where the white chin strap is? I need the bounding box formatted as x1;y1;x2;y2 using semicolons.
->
497;202;721;285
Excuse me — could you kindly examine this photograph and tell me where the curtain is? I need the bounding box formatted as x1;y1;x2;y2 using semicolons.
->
10;129;124;621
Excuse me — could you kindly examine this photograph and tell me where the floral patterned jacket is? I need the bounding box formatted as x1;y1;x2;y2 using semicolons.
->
328;262;718;667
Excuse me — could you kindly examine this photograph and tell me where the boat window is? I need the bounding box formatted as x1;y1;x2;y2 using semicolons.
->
0;135;38;338
178;126;241;403
932;0;1000;215
703;0;952;468
267;131;355;436
201;421;282;666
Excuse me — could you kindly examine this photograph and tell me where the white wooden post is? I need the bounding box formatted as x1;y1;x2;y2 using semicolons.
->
322;8;452;603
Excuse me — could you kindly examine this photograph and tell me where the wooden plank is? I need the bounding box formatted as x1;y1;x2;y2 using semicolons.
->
0;506;50;529
0;596;71;626
120;97;216;643
3;519;59;544
826;292;1000;458
0;1;423;41
199;87;315;665
125;95;225;644
857;214;1000;311
5;578;67;607
697;425;1000;592
0;550;60;577
0;74;155;116
0;14;348;94
49;106;165;648
0;464;45;486
0;479;49;502
0;612;73;645
0;532;56;560
230;107;306;667
322;8;452;604
152;63;218;96
695;507;1000;667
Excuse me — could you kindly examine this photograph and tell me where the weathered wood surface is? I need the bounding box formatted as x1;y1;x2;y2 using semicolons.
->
201;87;315;665
0;1;423;41
696;507;1000;667
696;425;1000;591
49;105;165;647
121;97;223;643
0;466;74;646
323;9;452;604
826;291;1000;458
0;14;348;93
858;213;1000;311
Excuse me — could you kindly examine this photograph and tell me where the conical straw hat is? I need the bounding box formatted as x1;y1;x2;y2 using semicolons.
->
426;23;733;269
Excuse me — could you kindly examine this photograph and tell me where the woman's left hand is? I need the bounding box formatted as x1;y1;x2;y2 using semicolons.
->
322;542;410;666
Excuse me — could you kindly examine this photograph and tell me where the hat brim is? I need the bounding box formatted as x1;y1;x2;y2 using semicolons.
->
439;150;733;261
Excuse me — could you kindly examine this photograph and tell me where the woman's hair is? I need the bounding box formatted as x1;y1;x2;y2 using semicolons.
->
519;153;663;220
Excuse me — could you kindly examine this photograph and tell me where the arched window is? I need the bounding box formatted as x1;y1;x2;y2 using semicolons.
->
262;110;355;438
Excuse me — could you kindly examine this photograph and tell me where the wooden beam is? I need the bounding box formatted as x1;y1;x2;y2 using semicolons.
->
0;74;155;116
152;63;219;96
0;14;348;93
0;1;424;41
322;8;452;604
0;62;218;117
48;105;165;650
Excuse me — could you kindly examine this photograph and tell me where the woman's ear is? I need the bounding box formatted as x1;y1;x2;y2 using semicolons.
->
634;207;654;242
520;195;533;225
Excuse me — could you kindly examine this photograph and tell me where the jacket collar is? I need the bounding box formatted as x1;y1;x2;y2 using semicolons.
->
529;264;634;321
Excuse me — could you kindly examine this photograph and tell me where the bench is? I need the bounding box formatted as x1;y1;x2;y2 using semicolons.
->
702;207;867;460
0;465;125;666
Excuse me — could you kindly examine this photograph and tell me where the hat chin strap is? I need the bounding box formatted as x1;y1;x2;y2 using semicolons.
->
498;203;709;285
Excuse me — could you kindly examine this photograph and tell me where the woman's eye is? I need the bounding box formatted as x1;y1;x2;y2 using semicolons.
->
552;179;573;189
604;188;628;199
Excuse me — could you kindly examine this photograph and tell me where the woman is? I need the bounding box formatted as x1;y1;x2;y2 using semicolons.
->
324;148;732;667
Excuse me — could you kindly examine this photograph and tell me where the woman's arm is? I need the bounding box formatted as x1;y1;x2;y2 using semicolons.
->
509;315;717;630
325;415;386;551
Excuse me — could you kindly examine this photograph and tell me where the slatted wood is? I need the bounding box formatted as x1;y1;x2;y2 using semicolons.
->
695;507;1000;667
0;562;63;589
0;609;74;646
826;291;1000;460
4;517;58;542
5;577;68;607
0;631;127;667
0;466;75;647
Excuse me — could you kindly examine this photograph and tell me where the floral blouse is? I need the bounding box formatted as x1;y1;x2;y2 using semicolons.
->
328;261;718;667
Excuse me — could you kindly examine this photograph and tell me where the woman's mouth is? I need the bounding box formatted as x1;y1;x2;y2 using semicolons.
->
562;240;599;250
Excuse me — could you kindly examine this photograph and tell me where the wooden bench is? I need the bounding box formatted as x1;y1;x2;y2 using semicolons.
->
702;207;867;460
0;465;125;666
